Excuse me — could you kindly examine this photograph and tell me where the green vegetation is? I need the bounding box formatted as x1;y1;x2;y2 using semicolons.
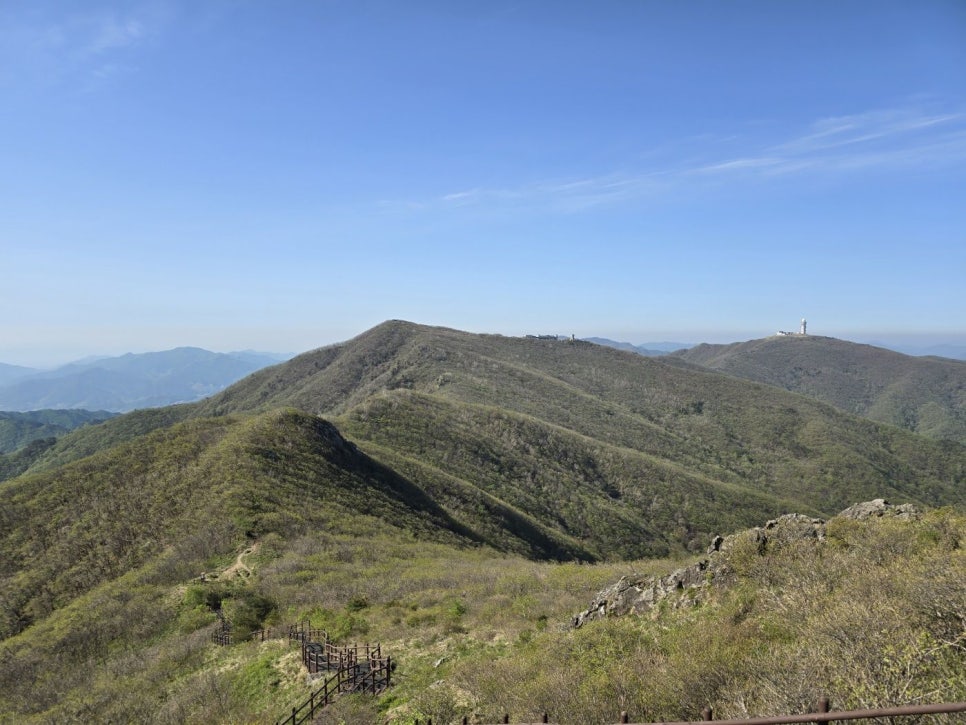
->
0;410;115;481
0;409;118;483
0;409;115;454
1;321;964;723
673;335;966;444
1;503;962;723
0;436;56;481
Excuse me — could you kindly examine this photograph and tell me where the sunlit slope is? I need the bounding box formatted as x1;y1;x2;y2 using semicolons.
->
0;409;485;640
12;321;966;555
1;321;964;723
672;335;966;443
195;321;964;517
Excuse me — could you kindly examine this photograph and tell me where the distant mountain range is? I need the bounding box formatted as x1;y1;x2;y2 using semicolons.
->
670;335;966;444
585;336;966;361
866;341;966;360
581;337;691;355
0;363;38;388
0;348;290;413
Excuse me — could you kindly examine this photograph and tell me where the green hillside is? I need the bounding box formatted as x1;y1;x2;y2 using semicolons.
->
0;409;487;640
11;322;966;549
0;409;116;454
671;335;966;444
195;321;964;517
2;321;964;723
2;486;963;722
0;410;117;480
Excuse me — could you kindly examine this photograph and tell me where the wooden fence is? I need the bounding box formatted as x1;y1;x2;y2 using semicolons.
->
210;619;325;646
302;639;383;675
207;618;392;723
209;608;232;645
275;624;392;725
287;621;327;645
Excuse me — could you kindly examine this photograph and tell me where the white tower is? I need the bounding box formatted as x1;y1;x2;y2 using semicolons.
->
800;318;807;335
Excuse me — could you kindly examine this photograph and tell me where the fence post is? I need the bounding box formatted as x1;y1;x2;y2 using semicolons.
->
702;706;713;721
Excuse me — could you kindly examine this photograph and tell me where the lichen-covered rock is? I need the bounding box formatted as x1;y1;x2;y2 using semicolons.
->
571;500;920;628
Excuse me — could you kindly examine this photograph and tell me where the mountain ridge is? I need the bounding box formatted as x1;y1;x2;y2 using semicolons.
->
1;320;964;723
671;334;966;444
0;347;288;412
17;321;959;550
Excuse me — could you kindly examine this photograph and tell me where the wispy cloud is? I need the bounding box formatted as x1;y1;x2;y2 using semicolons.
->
384;106;966;215
0;4;165;91
692;157;785;174
774;109;962;154
86;17;146;56
692;108;966;179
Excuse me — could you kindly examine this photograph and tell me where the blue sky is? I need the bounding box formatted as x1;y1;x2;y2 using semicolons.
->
2;1;965;366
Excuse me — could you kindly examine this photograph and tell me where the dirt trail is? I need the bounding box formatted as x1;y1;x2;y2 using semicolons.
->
220;541;259;579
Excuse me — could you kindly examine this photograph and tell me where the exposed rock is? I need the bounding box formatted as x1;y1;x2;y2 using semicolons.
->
838;498;920;521
571;500;920;628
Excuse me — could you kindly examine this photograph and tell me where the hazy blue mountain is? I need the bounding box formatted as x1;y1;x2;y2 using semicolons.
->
0;363;39;387
867;341;966;360
583;337;692;356
226;349;294;365
0;348;286;412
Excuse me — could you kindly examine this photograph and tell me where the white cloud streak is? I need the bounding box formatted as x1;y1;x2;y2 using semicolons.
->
389;106;966;215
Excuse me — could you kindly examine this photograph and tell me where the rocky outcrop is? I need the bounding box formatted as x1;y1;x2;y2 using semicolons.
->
571;500;920;628
838;498;920;520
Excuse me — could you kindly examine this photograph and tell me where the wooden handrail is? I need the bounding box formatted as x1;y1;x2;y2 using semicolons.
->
276;634;391;725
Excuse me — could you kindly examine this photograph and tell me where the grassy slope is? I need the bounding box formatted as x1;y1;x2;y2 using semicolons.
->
0;406;502;722
431;508;966;724
2;501;962;724
0;409;486;640
672;335;966;443
2;321;965;722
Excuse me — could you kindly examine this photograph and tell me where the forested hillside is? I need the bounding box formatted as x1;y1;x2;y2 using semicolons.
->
671;335;966;444
0;409;115;454
1;321;964;723
11;322;966;553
